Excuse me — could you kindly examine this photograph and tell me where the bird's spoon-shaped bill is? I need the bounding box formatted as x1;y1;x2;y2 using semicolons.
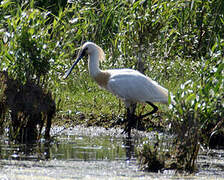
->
63;53;84;79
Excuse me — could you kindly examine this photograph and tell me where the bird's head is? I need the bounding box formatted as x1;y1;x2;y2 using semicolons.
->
80;42;105;61
63;42;105;79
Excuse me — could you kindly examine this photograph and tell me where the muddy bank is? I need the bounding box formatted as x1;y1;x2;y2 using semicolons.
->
0;126;224;180
0;71;55;143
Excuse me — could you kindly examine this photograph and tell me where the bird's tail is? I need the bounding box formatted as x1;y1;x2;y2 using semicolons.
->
152;82;174;105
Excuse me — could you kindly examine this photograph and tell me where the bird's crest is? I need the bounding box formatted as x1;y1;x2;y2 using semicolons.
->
96;44;105;62
82;42;105;62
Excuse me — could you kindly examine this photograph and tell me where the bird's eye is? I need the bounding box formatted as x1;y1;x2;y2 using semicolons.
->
81;47;88;56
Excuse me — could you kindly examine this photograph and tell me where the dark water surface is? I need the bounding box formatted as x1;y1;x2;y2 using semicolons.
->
0;126;224;180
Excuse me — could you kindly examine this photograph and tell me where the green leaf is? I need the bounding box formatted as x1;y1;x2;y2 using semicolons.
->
100;3;105;12
194;102;199;112
211;42;218;53
186;93;196;102
133;1;140;10
5;52;14;62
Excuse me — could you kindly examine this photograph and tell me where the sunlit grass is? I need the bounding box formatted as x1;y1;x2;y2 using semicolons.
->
0;0;223;172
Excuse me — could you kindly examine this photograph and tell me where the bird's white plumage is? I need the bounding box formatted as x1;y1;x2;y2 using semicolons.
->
106;69;169;107
64;42;174;136
66;41;173;108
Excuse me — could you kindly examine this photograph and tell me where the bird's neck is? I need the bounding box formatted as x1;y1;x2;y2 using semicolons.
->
88;53;102;78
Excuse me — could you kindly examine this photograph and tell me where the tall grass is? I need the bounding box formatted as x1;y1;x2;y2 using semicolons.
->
0;0;223;171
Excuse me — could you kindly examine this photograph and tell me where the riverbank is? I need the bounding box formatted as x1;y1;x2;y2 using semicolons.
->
0;126;224;180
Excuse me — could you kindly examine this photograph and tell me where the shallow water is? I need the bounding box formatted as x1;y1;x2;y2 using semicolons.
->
0;126;224;180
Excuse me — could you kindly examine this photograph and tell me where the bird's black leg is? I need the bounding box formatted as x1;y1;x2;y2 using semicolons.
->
123;103;136;137
122;102;157;137
123;108;131;137
139;101;158;119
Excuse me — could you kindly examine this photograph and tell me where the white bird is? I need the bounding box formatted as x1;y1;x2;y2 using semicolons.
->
64;42;173;136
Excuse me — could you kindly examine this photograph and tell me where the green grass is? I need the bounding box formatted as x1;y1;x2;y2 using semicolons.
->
1;0;223;131
0;0;223;172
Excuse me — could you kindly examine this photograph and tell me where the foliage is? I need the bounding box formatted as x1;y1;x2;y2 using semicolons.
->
0;74;7;135
0;0;224;172
166;45;223;171
0;6;51;85
137;135;166;172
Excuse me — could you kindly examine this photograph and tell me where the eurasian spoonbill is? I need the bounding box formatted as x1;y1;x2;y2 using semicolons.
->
64;42;173;136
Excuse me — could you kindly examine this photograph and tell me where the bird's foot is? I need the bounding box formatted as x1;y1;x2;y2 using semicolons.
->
122;115;147;136
122;115;138;136
122;124;131;134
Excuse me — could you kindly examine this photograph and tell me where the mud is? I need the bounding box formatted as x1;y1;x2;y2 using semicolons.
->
0;126;224;180
0;71;55;143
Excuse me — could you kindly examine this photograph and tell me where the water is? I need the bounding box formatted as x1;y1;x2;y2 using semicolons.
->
0;126;224;180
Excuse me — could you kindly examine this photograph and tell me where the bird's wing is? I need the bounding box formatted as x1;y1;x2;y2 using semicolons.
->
107;70;169;104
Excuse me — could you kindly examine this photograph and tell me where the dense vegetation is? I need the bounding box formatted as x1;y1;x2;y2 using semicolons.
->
0;0;223;172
